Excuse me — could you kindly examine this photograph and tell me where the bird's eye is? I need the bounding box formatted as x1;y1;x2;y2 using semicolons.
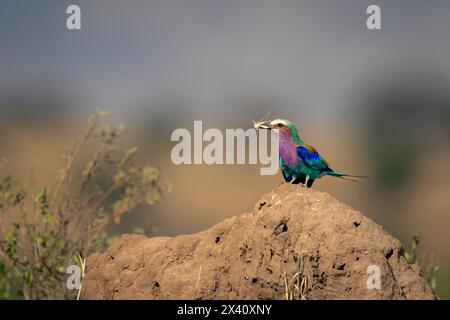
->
277;123;282;127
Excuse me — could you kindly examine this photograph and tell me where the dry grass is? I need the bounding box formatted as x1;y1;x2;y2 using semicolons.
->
284;254;312;300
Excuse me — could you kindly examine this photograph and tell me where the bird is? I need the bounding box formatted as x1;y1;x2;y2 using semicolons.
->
254;118;366;188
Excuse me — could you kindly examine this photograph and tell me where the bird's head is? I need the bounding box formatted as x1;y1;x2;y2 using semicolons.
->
254;118;296;132
253;118;302;143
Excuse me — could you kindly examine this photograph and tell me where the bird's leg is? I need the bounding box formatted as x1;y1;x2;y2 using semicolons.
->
290;176;297;184
304;175;310;188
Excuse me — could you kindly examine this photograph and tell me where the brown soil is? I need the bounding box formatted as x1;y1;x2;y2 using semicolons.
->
81;183;437;300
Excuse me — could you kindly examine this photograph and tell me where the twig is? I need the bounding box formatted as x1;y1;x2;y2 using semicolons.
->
76;253;86;300
193;264;203;299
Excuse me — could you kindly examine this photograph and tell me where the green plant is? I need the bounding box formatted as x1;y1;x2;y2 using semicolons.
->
405;232;439;290
0;110;170;299
405;232;421;264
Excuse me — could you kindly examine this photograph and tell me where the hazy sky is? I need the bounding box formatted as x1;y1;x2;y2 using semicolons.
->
1;0;450;118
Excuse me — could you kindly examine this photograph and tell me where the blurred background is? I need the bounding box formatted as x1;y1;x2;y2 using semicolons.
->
1;0;449;297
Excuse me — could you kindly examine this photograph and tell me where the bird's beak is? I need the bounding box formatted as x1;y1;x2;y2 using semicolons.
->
253;120;272;130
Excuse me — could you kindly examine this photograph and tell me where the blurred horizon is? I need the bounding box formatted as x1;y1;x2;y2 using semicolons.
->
1;0;450;298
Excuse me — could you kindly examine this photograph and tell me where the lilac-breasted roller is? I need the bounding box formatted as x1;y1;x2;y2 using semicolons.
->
255;118;366;188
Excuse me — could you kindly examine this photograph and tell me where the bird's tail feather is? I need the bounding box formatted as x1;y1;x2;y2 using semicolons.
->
326;171;368;182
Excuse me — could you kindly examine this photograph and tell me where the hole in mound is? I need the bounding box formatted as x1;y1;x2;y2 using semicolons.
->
385;248;394;259
337;263;346;270
215;236;220;243
273;220;289;235
333;261;347;270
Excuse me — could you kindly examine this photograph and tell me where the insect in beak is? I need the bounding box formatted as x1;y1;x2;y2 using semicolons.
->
253;120;272;130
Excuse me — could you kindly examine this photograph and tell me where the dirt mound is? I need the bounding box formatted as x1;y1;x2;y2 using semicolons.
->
81;184;437;300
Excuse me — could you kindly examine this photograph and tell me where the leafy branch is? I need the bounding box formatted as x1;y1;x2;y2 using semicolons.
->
0;110;170;299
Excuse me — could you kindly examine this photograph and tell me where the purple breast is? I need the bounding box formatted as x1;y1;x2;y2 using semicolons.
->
279;130;300;167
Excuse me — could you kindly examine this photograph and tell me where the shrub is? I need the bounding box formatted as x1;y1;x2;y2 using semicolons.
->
0;111;170;299
405;232;439;290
